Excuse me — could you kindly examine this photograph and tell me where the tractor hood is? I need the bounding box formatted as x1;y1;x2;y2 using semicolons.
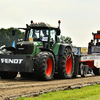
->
16;41;43;54
16;41;34;54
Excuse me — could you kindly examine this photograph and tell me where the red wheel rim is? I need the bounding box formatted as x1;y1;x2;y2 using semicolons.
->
46;58;52;76
66;55;72;74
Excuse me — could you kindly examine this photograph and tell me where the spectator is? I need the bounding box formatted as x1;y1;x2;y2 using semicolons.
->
88;40;94;54
96;40;100;46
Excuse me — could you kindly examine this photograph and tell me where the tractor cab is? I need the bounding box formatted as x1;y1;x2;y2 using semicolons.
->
24;20;61;49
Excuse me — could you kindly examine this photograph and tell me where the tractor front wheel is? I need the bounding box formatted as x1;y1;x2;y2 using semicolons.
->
34;52;55;81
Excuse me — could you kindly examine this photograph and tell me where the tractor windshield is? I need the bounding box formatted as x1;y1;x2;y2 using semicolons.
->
28;28;49;41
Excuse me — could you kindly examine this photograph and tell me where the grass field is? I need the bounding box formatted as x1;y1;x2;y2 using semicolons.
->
16;84;100;100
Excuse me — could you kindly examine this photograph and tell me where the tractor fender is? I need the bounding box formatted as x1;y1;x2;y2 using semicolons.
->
58;44;72;56
39;48;55;56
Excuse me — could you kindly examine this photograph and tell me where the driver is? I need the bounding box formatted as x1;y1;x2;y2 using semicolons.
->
43;30;48;36
33;30;37;40
96;40;100;46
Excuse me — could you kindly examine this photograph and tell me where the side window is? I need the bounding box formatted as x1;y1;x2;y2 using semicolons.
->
50;29;56;42
29;29;33;39
40;30;44;37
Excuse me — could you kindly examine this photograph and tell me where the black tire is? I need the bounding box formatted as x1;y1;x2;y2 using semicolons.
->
80;63;85;77
58;48;74;79
34;52;55;81
0;71;17;79
93;67;100;75
73;55;80;78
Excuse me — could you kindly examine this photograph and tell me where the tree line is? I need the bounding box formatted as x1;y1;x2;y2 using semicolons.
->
0;27;74;47
0;27;24;47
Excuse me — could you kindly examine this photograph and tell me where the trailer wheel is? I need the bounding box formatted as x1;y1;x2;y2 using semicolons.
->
0;72;17;79
80;63;85;77
58;48;74;79
34;52;55;81
79;63;89;77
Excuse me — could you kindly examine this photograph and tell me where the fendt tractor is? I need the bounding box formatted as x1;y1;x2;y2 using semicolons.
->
0;20;100;81
0;20;76;80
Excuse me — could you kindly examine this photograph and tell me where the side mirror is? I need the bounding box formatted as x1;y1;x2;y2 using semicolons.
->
56;28;61;35
12;30;15;36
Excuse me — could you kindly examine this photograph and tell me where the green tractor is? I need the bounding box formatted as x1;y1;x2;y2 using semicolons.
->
0;20;75;80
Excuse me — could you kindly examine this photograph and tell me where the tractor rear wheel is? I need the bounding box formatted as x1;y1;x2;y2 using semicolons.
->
58;48;74;79
0;71;17;79
34;52;55;80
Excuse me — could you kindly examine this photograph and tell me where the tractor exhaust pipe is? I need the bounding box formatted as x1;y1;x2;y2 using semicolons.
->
58;20;61;29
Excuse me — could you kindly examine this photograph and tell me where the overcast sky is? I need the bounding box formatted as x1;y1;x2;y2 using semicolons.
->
0;0;100;47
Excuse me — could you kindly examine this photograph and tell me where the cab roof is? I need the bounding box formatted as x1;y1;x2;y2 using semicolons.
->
30;22;58;29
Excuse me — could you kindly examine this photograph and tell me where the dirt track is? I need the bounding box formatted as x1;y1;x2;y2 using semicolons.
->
1;75;100;100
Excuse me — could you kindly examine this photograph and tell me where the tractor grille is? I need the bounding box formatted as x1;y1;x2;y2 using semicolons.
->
16;42;34;54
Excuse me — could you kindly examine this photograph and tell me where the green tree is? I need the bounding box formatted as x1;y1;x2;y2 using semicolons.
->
0;27;24;47
60;35;75;47
60;35;72;44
